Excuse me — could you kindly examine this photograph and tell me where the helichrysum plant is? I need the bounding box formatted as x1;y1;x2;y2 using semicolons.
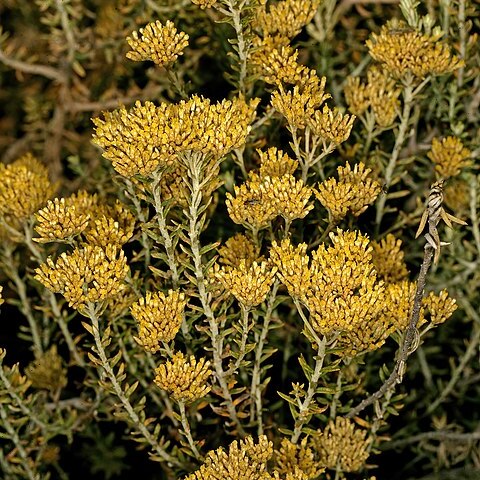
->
1;0;479;478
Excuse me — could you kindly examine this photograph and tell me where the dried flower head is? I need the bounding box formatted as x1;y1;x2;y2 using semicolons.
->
307;105;355;145
271;77;330;130
214;259;277;308
131;290;186;353
185;435;273;480
126;20;189;67
422;290;457;326
0;153;55;228
315;162;381;223
370;234;409;283
427;136;471;179
312;417;371;472
218;234;260;268
258;147;298;178
366;22;463;80
154;352;212;404
25;346;67;393
35;245;129;310
93;96;259;177
274;437;325;479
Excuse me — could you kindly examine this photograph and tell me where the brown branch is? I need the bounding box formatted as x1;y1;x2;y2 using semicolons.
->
0;48;67;83
347;243;434;419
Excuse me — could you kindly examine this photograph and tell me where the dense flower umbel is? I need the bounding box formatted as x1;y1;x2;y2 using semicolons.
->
423;290;457;326
214;260;278;308
274;437;325;479
25;346;67;393
184;435;274;480
0;153;56;228
271;230;417;355
34;193;135;247
307;105;356;145
131;290;186;353
370;234;409;283
126;20;189;67
366;22;463;80
217;234;260;268
258;147;298;178
154;352;212;404
92;96;259;177
315;162;381;223
312;417;371;472
345;66;401;127
34;245;129;310
427;136;471;179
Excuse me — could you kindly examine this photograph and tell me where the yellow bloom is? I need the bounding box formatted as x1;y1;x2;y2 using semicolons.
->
0;286;4;306
422;290;457;326
154;352;212;404
191;0;217;8
315;162;381;223
312;417;371;472
218;234;260;268
307;105;355;145
274;437;325;479
427;136;471;179
370;234;409;283
214;259;277;308
184;435;273;480
131;290;186;353
258;147;298;178
25;346;67;393
126;20;189;67
366;22;463;80
0;153;55;228
35;245;129;310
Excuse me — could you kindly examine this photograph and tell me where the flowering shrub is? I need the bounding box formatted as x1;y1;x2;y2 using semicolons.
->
0;0;479;479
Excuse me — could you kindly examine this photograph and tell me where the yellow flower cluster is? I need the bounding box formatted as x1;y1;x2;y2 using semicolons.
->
131;290;186;353
308;105;356;145
366;22;463;80
258;147;298;178
217;233;260;268
422;290;457;326
315;162;381;223
312;417;370;472
427;136;471;179
185;435;273;480
35;192;135;247
154;352;212;404
92;96;259;177
0;153;55;229
226;172;313;230
35;245;129;310
25;346;67;393
0;286;4;306
126;20;189;67
274;438;325;479
214;260;277;308
345;66;401;127
271;230;402;355
191;0;217;8
370;234;409;283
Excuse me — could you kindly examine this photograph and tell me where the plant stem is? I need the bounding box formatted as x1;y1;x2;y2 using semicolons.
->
86;303;180;466
178;401;202;461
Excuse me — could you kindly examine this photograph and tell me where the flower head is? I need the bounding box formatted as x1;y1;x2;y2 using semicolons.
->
35;245;129;310
312;417;371;472
422;289;457;326
307;105;355;145
427;136;471;179
185;435;273;480
218;234;260;268
131;290;186;353
370;234;409;283
25;346;67;393
214;260;277;308
258;147;298;178
0;153;55;229
191;0;217;8
154;352;212;404
366;22;463;80
315;162;381;223
126;20;189;67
